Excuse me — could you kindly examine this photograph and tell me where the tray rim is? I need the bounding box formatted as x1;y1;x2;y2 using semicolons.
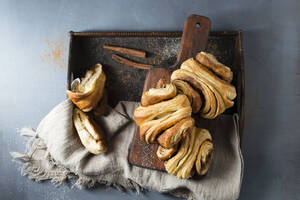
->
67;30;245;144
69;30;242;37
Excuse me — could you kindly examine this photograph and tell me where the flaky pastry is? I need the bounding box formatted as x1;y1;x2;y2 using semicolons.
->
73;108;107;154
66;64;106;112
196;52;233;82
157;117;194;149
141;83;177;106
172;80;202;113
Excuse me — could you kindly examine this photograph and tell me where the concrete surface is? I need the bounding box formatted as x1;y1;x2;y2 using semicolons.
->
0;0;299;199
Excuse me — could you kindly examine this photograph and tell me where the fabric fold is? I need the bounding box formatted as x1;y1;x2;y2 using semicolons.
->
11;99;243;200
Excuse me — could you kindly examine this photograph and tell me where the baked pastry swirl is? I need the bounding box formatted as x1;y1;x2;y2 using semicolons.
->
196;52;233;82
73;108;107;154
157;117;194;149
171;57;236;119
133;52;233;179
164;127;213;179
134;94;191;126
141;83;177;106
66;64;106;112
157;144;178;161
172;80;202;113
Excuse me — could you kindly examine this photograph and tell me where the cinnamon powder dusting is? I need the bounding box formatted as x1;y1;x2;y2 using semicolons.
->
41;39;66;69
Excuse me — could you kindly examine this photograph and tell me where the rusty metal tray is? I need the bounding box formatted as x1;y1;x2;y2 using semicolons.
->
67;31;245;157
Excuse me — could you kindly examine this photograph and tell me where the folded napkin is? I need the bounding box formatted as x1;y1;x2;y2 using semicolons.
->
11;99;243;200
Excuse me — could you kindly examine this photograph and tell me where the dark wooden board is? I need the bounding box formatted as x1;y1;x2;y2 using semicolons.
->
129;15;211;171
129;68;171;171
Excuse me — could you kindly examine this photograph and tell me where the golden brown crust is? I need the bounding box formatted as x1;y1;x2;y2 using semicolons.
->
157;117;194;149
175;128;206;179
208;85;226;118
194;128;213;176
171;69;224;119
164;127;213;179
164;127;204;179
196;140;213;175
171;68;235;118
199;81;217;119
73;108;107;154
196;52;233;82
134;94;190;126
181;58;236;101
156;144;178;161
139;106;192;143
141;83;177;106
172;80;202;113
66;64;106;112
156;78;168;88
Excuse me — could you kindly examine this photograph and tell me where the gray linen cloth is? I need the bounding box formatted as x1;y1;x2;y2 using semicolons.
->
11;99;243;200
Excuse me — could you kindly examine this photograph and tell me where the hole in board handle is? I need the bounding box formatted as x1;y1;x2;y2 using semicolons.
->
196;23;201;28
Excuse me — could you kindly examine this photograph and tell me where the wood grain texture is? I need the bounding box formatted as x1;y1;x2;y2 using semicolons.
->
112;54;151;70
129;68;171;171
176;15;211;67
104;45;146;58
129;15;211;171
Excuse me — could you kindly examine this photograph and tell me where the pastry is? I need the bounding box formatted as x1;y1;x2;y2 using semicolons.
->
181;58;236;101
172;80;202;113
196;52;233;82
175;128;206;179
164;127;199;179
157;117;194;149
66;64;106;112
157;144;178;161
140;106;192;143
73;108;107;154
171;68;234;118
141;83;177;106
156;78;167;88
134;94;190;126
164;127;213;179
194;128;213;176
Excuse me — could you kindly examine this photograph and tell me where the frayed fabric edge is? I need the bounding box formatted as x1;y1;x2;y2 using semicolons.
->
10;148;143;193
10;127;195;200
10;128;143;193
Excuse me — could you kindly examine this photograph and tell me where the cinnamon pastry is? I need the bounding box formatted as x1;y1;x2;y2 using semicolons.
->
140;106;192;143
164;127;213;179
157;144;178;161
164;128;193;176
134;94;190;126
196;52;233;82
66;64;106;112
171;68;234;118
172;80;202;113
164;127;205;179
157;117;194;149
141;83;177;106
73;108;107;154
156;78;167;88
194;128;213;176
181;58;236;101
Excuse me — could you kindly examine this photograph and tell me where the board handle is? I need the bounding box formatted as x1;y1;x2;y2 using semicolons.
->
176;15;211;66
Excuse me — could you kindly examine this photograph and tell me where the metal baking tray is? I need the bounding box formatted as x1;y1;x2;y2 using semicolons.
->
67;31;245;140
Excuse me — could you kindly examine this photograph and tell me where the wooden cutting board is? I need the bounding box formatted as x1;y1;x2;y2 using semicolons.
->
129;68;171;171
128;15;211;171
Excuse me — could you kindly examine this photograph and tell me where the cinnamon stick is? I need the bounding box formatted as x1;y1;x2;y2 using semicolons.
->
112;54;151;70
104;45;146;58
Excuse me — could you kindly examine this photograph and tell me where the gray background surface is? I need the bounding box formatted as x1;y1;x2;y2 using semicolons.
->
0;0;299;199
